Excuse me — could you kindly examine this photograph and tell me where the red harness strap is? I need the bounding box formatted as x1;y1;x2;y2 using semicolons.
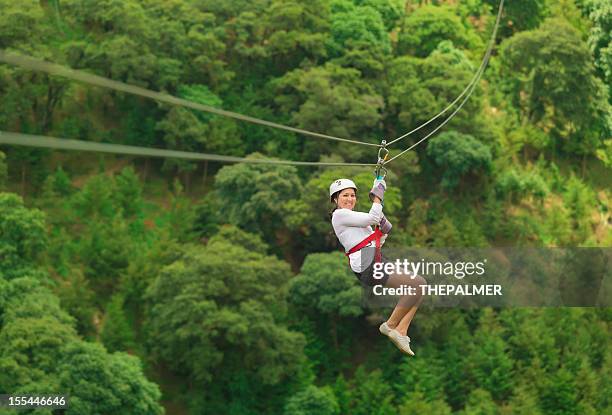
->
345;227;384;265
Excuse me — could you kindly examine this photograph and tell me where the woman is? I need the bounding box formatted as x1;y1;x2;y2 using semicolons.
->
330;178;426;356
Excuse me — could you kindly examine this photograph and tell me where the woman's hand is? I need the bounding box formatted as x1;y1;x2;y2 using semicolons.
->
369;178;386;202
380;215;392;234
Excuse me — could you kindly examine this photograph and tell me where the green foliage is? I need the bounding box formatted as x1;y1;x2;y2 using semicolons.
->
0;274;163;414
0;193;47;279
426;131;492;190
0;277;75;392
398;5;481;58
263;0;330;73
100;294;136;353
0;151;7;189
273;63;383;160
539;367;580;415
41;166;74;201
72;174;116;218
215;155;302;240
499;18;611;156
113;166;143;218
81;217;131;296
193;196;222;238
397;390;451;415
466;309;514;401
461;388;499;415
329;1;391;56
290;252;362;317
348;368;395;415
494;167;548;203
57;342;163;415
388;41;485;138
484;0;549;37
284;385;340;415
56;270;97;336
578;0;612;92
145;226;305;385
1;1;611;414
562;175;595;244
156;85;244;175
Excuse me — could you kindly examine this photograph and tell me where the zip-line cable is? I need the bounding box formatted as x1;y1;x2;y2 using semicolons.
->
386;0;504;147
0;51;380;148
384;12;499;166
0;130;376;167
0;0;504;171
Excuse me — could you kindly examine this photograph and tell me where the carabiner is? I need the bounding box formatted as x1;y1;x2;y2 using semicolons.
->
374;139;389;179
377;140;389;162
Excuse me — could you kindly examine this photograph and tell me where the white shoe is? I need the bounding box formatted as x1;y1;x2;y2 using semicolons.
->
388;330;415;356
379;322;392;336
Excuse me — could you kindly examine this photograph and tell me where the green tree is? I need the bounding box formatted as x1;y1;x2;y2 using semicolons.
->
499;18;611;157
461;388;499;415
289;252;363;350
263;0;330;73
501;384;542;415
393;349;448;402
0;275;163;415
0;277;76;393
397;390;451;415
356;0;404;31
273;63;383;161
144;226;305;385
71;174;116;219
57;342;163;415
81;217;131;297
398;5;481;58
426;131;492;191
582;0;611;98
494;167;548;204
56;269;97;337
466;309;515;401
0;151;7;190
155;84;243;183
61;0;181;89
100;294;136;353
484;0;548;38
562;175;595;244
113;166;143;219
284;385;340;415
0;193;47;279
214;155;302;249
349;367;395;415
539;367;580;415
329;1;391;56
387;41;486;139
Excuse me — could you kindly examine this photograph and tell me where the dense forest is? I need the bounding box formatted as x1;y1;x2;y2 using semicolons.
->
0;0;610;414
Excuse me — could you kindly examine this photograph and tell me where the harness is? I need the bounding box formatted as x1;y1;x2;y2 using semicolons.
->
345;227;383;266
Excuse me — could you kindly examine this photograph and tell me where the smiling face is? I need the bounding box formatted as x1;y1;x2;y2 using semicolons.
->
336;188;356;210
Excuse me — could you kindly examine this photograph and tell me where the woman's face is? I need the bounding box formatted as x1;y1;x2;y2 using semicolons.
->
336;188;356;210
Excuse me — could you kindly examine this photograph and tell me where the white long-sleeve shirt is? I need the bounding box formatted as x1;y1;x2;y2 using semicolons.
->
331;203;386;273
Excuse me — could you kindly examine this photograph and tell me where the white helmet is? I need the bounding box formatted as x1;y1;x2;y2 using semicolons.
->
329;179;357;203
